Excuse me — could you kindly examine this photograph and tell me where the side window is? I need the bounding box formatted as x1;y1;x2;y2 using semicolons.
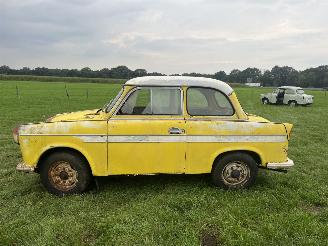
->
285;89;295;95
118;87;182;115
187;87;234;116
214;91;232;108
187;88;208;108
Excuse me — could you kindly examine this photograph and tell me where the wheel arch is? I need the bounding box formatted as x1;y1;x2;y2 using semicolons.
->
288;100;297;106
211;150;263;172
36;147;93;174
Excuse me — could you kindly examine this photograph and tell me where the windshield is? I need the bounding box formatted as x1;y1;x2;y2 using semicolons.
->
296;89;304;94
104;88;123;112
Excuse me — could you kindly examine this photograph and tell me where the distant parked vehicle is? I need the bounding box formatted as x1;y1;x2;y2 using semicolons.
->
260;86;314;106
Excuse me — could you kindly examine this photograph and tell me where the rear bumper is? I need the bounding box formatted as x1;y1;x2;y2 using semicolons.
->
16;162;35;173
267;158;294;170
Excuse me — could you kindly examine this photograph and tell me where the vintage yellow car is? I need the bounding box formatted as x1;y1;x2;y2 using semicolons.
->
13;76;294;195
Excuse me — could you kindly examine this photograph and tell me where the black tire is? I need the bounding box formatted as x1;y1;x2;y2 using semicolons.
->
211;152;258;189
40;151;92;196
262;98;269;105
288;100;297;107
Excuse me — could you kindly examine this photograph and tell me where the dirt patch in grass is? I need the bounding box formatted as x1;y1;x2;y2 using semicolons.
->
301;202;326;215
81;230;99;245
200;225;222;246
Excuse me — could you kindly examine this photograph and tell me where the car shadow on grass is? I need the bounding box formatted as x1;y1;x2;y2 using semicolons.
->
93;173;210;191
90;170;276;194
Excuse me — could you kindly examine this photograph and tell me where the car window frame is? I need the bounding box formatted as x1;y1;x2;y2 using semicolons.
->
104;88;124;113
186;86;235;117
114;86;184;116
285;89;295;95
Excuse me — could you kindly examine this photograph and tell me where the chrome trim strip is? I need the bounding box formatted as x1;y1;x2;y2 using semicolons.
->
20;134;107;136
106;135;286;143
108;118;185;121
73;134;287;143
19;133;287;143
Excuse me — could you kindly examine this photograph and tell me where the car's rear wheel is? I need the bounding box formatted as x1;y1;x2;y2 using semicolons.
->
211;153;258;189
40;151;92;196
288;100;297;107
262;98;269;105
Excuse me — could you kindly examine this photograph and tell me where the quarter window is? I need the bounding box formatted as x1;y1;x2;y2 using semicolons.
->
187;87;234;116
118;87;182;115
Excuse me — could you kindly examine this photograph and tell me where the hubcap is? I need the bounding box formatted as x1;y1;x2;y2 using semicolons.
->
221;161;250;186
48;161;78;191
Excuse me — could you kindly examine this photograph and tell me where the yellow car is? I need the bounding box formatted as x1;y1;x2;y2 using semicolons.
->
13;76;294;195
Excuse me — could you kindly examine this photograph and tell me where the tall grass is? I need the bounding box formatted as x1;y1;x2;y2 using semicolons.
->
0;81;327;245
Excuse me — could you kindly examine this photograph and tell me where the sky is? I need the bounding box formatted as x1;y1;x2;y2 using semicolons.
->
1;0;327;74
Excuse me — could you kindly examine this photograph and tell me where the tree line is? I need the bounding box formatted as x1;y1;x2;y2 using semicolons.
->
1;64;327;88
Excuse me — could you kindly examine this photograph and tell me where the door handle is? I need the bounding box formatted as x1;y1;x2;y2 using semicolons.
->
169;127;185;135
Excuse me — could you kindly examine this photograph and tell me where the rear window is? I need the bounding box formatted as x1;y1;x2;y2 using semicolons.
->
187;87;234;116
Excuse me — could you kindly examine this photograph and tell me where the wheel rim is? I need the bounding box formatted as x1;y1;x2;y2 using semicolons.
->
290;102;296;107
221;161;250;186
48;161;78;191
263;99;268;104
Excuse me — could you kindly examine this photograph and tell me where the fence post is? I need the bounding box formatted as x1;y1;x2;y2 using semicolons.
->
86;89;89;101
65;84;70;99
16;84;19;98
65;84;70;106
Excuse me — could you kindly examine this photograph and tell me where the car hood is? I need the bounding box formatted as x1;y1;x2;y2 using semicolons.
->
46;109;102;122
302;94;313;98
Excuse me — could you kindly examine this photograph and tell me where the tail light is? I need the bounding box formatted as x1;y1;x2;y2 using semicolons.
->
12;125;20;144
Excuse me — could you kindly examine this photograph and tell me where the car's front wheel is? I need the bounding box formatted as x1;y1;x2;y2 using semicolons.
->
211;153;258;189
40;151;92;196
288;100;297;107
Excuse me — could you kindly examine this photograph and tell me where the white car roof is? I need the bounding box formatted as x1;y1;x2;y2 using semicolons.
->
278;86;302;90
125;76;233;95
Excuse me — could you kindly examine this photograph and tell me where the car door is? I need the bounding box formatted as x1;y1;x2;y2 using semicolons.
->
184;87;236;173
269;89;278;103
284;89;293;104
107;86;186;175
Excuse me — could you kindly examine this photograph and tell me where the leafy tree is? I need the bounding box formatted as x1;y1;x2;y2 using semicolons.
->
110;66;132;79
1;64;328;88
229;69;242;83
80;67;94;77
260;70;273;87
213;71;227;81
241;68;261;83
0;65;11;74
270;66;298;87
133;69;147;77
99;68;112;78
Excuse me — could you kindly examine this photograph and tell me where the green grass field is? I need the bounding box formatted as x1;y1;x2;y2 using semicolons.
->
0;81;327;245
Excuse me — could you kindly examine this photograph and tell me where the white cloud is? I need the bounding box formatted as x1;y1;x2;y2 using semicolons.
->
0;0;327;73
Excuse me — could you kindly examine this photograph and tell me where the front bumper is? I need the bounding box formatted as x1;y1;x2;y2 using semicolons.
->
266;158;294;170
16;162;35;173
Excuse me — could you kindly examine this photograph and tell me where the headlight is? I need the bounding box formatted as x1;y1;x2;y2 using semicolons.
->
12;125;20;144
